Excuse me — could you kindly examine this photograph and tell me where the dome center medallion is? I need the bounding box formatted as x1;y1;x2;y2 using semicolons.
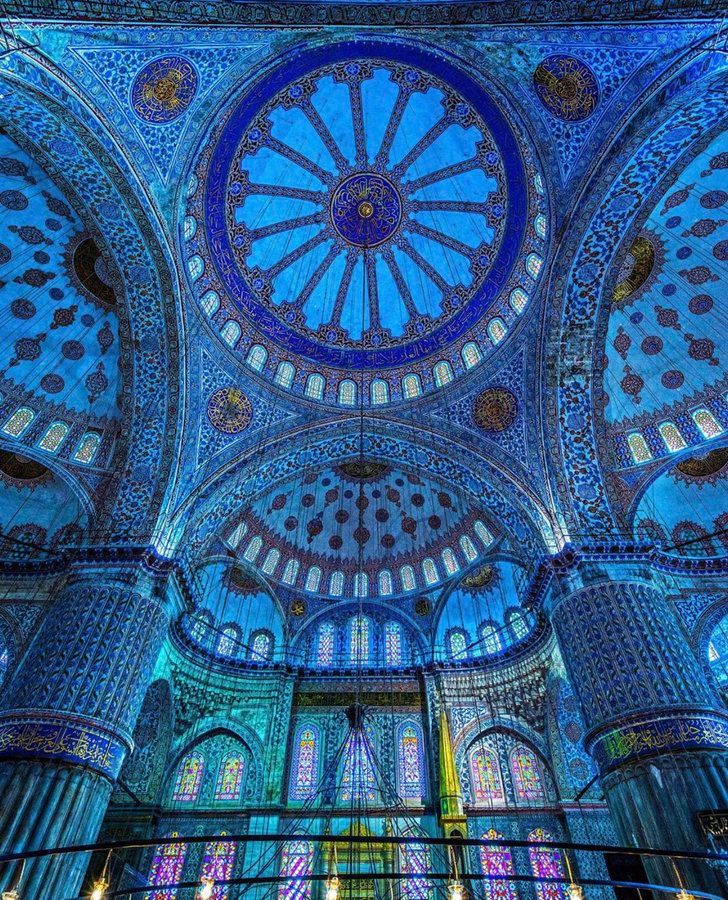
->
330;172;402;248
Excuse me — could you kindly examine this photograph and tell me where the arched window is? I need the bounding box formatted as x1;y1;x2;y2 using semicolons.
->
243;536;262;563
480;829;517;900
304;566;321;592
385;621;403;667
459;535;477;562
627;432;652;463
188;255;204;280
462;341;482;369
221;320;241;347
275;362;295;389
226;521;247;549
304;373;325;401
183;215;197;239
215;754;245;801
329;571;344;596
342;729;375;802
510;746;545;801
146;833;187;899
422;558;438;586
528;829;566;899
474;520;493;547
217;626;238;657
448;630;467;661
397;724;423;798
172;752;203;802
290;726;319;801
199;836;236;900
201;290;219;316
442;548;460;576
659;421;686;452
510;287;528;314
534;214;547;239
400;565;416;592
401;843;432;900
350;614;370;664
338;379;357;406
469;746;505;805
191;611;212;644
250;630;272;661
371;379;389;405
507;609;529;640
316;623;334;666
481;622;501;655
433;361;454;387
74;431;101;464
692;408;722;438
379;569;393;596
488;318;507;345
278;839;314;900
0;644;9;687
38;421;69;453
282;559;299;585
402;373;423;399
526;253;543;279
262;548;280;576
246;344;267;372
534;173;545;195
2;407;34;437
354;571;368;598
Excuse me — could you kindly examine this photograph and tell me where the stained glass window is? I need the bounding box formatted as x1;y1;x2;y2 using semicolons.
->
659;422;686;452
528;829;566;899
534;214;547;239
474;521;494;547
305;373;325;400
221;320;241;347
403;373;423;398
481;623;501;655
338;379;357;406
401;843;432;900
385;621;403;666
442;548;460;575
329;571;344;596
371;379;389;405
251;630;272;661
38;421;69;453
422;558;438;586
433;361;454;387
341;730;375;802
526;253;543;279
317;623;335;666
227;521;247;549
507;609;529;640
692;408;722;438
627;432;652;463
199;836;236;900
398;724;423;798
400;565;416;591
262;548;280;575
470;746;505;804
509;288;528;314
350;615;370;664
217;626;238;657
354;572;368;598
275;362;295;389
480;829;517;900
462;341;482;369
201;290;220;316
188;255;204;279
246;344;267;372
243;536;262;562
73;431;101;464
191;612;211;644
282;559;300;585
449;630;467;660
290;726;319;800
510;746;544;801
278;839;313;900
172;752;203;802
305;566;321;592
0;645;8;685
488;318;507;345
145;833;187;900
215;755;245;801
379;569;393;595
459;535;477;562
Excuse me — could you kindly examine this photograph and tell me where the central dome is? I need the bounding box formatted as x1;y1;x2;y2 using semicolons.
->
184;41;547;405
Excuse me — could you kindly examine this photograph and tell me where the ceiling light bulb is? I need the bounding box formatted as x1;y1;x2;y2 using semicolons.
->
448;880;465;900
325;874;339;900
675;892;695;900
199;877;215;900
90;877;109;900
567;884;585;900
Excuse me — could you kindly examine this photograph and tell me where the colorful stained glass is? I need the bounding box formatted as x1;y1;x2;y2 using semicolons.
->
278;839;313;900
385;621;403;666
145;833;186;900
470;746;505;804
398;724;423;798
462;341;482;368
510;746;544;801
528;829;566;900
2;407;34;437
290;726;319;800
217;626;238;657
251;631;272;661
350;615;370;664
199;836;236;900
480;829;517;900
449;630;467;660
627;432;652;463
215;754;245;801
38;421;69;452
73;431;101;463
341;730;376;803
172;752;203;802
401;843;433;900
317;623;335;666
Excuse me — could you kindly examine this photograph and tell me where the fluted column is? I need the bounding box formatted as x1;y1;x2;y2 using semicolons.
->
0;556;171;899
544;555;728;894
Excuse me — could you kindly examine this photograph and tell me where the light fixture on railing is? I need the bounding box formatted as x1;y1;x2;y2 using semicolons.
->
90;877;109;900
675;891;696;900
563;850;584;900
325;872;340;900
198;876;215;900
1;891;19;900
447;844;466;900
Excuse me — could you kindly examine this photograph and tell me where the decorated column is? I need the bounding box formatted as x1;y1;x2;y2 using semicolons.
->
0;552;173;899
543;550;728;893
